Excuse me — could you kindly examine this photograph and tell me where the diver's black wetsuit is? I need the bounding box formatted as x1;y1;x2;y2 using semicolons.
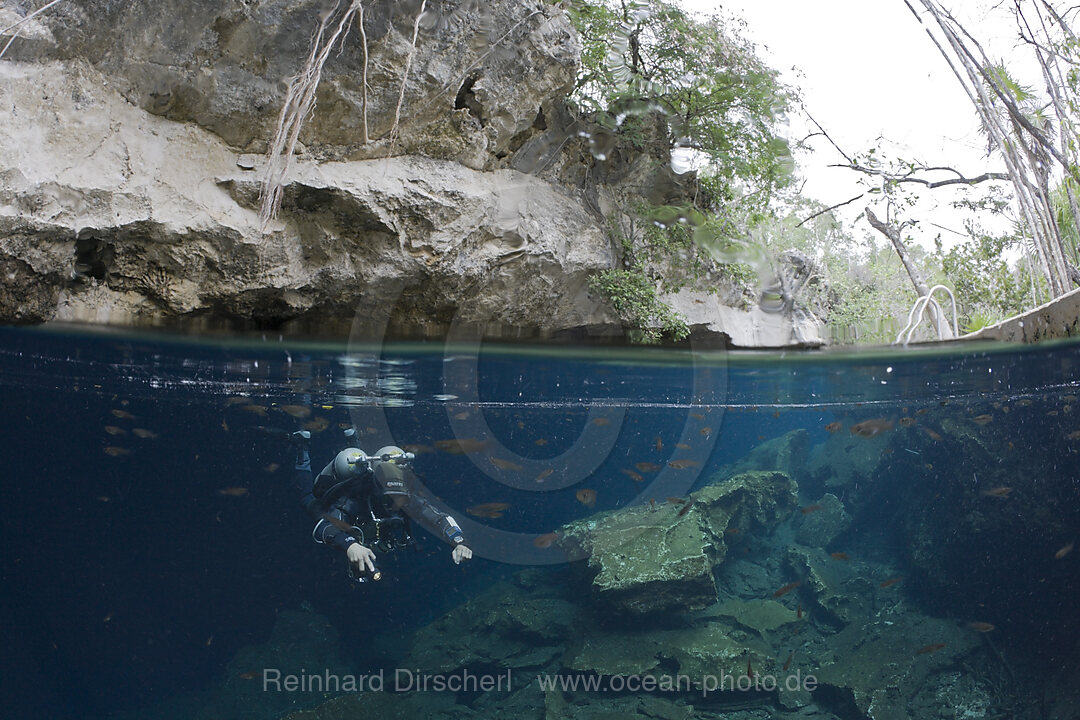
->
296;452;466;559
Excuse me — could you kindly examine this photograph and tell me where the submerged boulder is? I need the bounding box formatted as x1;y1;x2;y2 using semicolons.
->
560;470;798;616
795;492;850;548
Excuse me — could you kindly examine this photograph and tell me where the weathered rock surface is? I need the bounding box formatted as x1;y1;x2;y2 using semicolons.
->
10;0;577;169
795;492;850;548
559;470;799;615
0;0;824;345
0;60;613;335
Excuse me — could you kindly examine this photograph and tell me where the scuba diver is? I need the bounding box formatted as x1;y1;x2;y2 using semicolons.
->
290;429;473;582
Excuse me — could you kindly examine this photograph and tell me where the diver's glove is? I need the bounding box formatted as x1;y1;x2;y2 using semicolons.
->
347;542;377;574
451;544;473;565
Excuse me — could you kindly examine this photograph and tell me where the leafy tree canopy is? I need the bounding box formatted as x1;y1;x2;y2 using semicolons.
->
566;0;795;212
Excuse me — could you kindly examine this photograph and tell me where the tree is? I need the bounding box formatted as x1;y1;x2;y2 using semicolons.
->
907;0;1080;297
567;0;794;215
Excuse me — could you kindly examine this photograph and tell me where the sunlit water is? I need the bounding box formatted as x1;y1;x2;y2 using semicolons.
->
2;326;1078;719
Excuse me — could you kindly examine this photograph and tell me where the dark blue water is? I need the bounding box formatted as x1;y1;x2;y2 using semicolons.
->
2;326;1078;719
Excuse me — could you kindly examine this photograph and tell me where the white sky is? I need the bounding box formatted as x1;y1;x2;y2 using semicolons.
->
680;0;1031;243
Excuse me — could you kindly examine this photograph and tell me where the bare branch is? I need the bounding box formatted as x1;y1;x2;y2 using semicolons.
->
797;194;865;227
833;162;1009;188
803;110;854;165
0;0;66;60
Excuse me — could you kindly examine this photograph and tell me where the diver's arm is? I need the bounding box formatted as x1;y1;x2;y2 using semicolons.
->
408;495;467;546
405;494;472;563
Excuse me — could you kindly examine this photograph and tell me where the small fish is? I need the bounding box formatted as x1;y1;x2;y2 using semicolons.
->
634;462;661;473
276;404;311;419
131;428;158;439
205;635;214;647
746;658;754;679
1055;541;1074;560
489;457;524;472
590;417;610;426
238;671;261;680
434;438;488;454
915;408;929;415
454;411;470;420
320;405;334;410
689;412;705;420
824;421;843;433
103;446;131;457
972;414;993;425
104;426;127;436
796;603;802;619
850;419;894;438
237;404;268;416
110;409;136;420
534;438;548;446
575;488;597;508
967;622;996;633
772;581;801;598
667;459;700;469
103;613;113;623
466;502;509;518
981;486;1013;498
218;487;249;497
782;650;794;671
96;496;111;502
675;443;691;450
535;468;554;483
302;417;329;433
655;436;663;451
516;421;525;429
262;463;280;473
621;468;644;482
402;444;434;454
225;397;251;406
676;500;694;517
879;577;904;588
725;527;739;535
532;532;558;549
220;419;229;432
699;426;712;437
1066;430;1080;441
666;497;685;504
915;643;946;655
800;504;823;514
922;427;943;441
899;417;917;427
830;552;850;561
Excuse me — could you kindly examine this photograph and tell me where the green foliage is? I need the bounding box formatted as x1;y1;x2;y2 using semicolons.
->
933;226;1043;330
566;0;794;211
588;267;689;344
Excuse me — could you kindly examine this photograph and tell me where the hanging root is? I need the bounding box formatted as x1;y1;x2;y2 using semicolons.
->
387;0;427;148
259;1;363;230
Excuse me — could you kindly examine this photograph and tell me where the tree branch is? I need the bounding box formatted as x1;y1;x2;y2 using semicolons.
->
797;193;865;227
834;161;1009;188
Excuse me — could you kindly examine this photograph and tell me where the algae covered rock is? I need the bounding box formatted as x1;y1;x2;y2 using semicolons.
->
712;429;811;485
707;598;800;634
560;470;798;616
407;580;581;672
814;614;980;720
795;492;850;548
560;502;718;615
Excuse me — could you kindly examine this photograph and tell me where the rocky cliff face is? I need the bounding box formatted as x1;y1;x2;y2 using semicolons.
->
0;0;823;346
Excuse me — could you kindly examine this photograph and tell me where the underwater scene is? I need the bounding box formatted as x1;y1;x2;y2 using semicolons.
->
2;326;1080;720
